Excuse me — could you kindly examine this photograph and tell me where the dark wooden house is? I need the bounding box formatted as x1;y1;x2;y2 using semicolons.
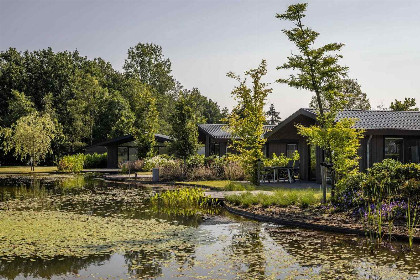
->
88;134;172;168
199;109;420;183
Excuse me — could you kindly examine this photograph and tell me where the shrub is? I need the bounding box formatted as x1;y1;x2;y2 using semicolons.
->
143;155;173;171
187;166;218;181
335;172;366;209
119;159;144;174
159;160;183;181
223;161;246;181
363;159;420;202
84;153;107;168
57;154;85;173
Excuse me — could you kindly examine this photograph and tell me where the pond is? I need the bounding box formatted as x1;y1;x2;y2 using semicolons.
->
0;175;419;280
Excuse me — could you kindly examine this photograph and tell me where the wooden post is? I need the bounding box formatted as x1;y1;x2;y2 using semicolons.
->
321;165;327;204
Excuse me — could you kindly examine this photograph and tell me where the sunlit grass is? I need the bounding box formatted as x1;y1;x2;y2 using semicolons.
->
226;188;330;208
176;180;255;190
0;166;57;174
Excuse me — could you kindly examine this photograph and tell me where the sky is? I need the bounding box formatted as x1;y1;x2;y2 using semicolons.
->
1;0;420;118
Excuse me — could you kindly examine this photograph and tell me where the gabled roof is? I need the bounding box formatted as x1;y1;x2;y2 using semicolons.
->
301;108;420;130
198;124;276;139
266;108;420;138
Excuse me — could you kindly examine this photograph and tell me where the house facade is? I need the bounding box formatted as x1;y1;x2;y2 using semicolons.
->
199;109;420;183
87;134;172;168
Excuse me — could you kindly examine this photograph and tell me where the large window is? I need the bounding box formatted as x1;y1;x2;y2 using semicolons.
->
384;138;403;161
128;147;138;162
118;147;128;164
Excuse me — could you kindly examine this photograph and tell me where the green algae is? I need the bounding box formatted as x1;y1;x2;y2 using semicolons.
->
0;210;193;261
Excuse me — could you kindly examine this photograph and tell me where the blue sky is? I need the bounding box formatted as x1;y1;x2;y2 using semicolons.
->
1;0;419;117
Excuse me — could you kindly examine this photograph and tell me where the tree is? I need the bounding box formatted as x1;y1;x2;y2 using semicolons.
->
390;97;418;111
227;60;272;185
276;3;348;125
277;3;359;196
309;79;371;110
1;112;56;170
265;104;281;125
121;79;159;158
169;92;201;159
123;43;176;132
188;88;224;123
66;73;108;149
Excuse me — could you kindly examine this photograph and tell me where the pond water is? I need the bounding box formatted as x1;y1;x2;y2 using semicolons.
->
0;175;419;280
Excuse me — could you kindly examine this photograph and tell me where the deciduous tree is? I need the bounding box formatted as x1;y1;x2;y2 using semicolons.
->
309;79;371;111
1;112;56;170
227;60;272;185
169;92;201;159
390;97;418;111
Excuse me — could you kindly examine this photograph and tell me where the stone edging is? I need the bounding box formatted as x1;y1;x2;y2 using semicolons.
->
223;203;420;244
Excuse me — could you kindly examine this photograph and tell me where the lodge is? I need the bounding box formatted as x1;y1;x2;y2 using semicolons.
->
198;108;420;183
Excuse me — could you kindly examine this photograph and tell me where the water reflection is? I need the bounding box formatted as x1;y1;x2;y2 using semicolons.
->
0;175;419;279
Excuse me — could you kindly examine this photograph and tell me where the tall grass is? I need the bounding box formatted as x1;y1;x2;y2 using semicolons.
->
226;188;324;208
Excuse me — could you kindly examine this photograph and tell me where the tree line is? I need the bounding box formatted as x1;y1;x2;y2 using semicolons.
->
0;43;227;165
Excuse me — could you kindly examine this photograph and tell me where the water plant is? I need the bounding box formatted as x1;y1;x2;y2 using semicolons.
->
225;188;323;208
406;199;418;249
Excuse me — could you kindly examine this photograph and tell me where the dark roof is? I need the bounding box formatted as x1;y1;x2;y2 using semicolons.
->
93;134;172;147
301;108;420;130
198;124;276;139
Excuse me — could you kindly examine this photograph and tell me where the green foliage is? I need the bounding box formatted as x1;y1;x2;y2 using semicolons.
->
363;159;420;202
150;188;208;207
169;92;201;159
122;79;159;158
0;210;189;261
227;60;272;185
297;118;364;183
335;159;420;208
389;97;418;111
309;79;371;111
57;154;85;173
265;103;281;125
276;3;348;122
222;181;255;191
0;46;222;165
1;112;56;169
84;153;107;169
264;152;299;167
226;189;323;208
57;153;107;172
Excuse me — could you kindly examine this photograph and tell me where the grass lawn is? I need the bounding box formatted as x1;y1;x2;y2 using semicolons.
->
226;189;331;208
0;166;58;174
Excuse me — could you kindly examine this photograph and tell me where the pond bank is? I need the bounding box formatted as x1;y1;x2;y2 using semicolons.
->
223;202;420;244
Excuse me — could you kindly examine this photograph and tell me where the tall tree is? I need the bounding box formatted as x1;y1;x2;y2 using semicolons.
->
188;88;224;123
1;112;56;170
123;43;176;132
276;3;348;125
265;104;281;125
277;3;360;197
309;79;371;110
228;60;272;185
169;92;201;159
121;79;159;158
390;97;418;111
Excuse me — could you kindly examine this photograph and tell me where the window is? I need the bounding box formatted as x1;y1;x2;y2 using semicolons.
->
286;144;298;158
128;147;138;162
384;138;403;161
117;147;128;164
407;139;420;163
